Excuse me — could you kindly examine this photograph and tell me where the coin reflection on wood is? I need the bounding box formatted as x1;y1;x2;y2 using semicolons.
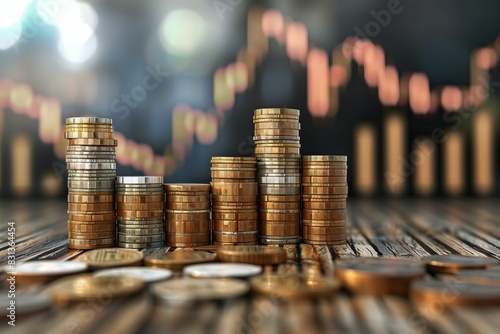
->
65;117;117;250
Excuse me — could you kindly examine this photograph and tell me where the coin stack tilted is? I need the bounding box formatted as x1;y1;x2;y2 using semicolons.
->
254;108;301;245
301;155;348;245
211;157;259;245
116;176;165;248
164;184;211;247
65;117;117;250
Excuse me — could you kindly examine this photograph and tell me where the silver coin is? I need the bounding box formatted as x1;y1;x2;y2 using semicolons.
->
302;155;347;162
13;261;88;275
259;237;301;245
253;136;299;141
66;117;112;125
151;278;249;303
258;176;301;184
68;188;116;193
184;263;262;278
67;162;116;170
94;267;172;283
118;234;165;243
0;293;50;316
66;158;116;163
68;180;115;188
117;227;165;235
118;241;164;249
67;146;116;152
116;176;164;184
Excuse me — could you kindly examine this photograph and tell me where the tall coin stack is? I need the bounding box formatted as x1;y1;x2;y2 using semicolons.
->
211;157;259;245
116;177;165;248
301;155;348;245
254;108;301;245
65;117;117;250
164;184;211;247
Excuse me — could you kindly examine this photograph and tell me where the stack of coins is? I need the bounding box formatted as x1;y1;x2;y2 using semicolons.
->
301;155;348;245
211;157;259;245
254;108;301;245
164;184;211;247
116;176;165;248
65;117;117;250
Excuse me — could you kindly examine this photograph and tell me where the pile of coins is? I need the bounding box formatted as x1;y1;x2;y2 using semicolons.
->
116;177;165;248
211;157;258;245
301;155;348;245
254;108;301;245
165;184;211;247
65;117;117;249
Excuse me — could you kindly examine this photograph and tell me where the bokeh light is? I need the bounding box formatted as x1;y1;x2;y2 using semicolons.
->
0;21;22;50
159;9;206;57
0;0;31;28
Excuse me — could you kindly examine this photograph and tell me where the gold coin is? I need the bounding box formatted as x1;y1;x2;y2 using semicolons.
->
423;255;499;274
77;248;144;269
48;274;144;306
211;170;256;179
211;156;257;163
250;273;340;299
254;122;301;129
216;245;287;265
65;131;114;139
336;258;426;295
302;155;347;162
254;108;300;116
164;183;211;192
144;251;217;270
67;138;118;146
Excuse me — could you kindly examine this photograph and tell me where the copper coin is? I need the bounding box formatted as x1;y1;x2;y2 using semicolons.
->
116;194;164;203
65;131;114;139
301;211;346;221
117;202;164;211
302;219;347;227
213;231;258;243
302;200;346;210
259;201;301;210
165;212;210;221
68;213;116;221
259;221;300;235
211;195;258;203
211;171;256;179
211;156;257;163
213;212;258;220
259;212;300;221
68;222;116;232
68;193;115;203
165;201;210;210
302;155;347;162
254;122;300;130
302;176;347;183
144;251;217;270
213;219;258;232
302;169;348;177
254;108;300;116
216;245;287;265
423;255;499;274
166;233;210;244
336;258;425;295
166;220;210;233
68;238;116;250
165;194;210;203
259;195;301;202
211;182;258;196
68;230;116;239
302;185;348;195
117;210;164;218
259;237;300;245
67;202;115;212
302;239;346;246
67;138;118;146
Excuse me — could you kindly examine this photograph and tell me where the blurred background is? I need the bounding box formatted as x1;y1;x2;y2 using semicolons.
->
1;0;500;199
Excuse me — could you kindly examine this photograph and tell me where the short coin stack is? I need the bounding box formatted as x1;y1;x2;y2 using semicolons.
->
116;176;165;248
254;108;301;245
65;117;117;250
211;157;258;245
301;155;348;245
164;184;211;247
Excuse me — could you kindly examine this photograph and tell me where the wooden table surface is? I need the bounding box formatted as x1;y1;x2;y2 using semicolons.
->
1;199;500;333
